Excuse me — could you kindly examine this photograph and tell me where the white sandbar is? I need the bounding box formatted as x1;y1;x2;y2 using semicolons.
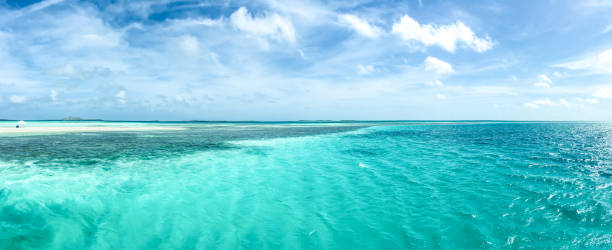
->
0;126;185;134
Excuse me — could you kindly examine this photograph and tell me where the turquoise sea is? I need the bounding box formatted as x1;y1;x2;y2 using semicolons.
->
0;121;611;249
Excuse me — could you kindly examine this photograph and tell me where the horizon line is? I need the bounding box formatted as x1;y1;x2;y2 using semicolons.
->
1;119;611;123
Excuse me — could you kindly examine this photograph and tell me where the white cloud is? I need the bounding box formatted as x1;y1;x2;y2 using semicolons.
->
6;0;612;120
178;35;199;54
9;95;26;103
357;64;375;75
26;0;64;13
466;86;517;96
559;98;570;108
559;99;588;108
339;14;383;38
539;74;552;83
116;90;126;104
168;18;222;27
230;7;296;43
592;87;612;98
586;98;600;104
534;74;552;88
116;90;126;99
523;98;555;108
50;90;58;102
6;0;64;19
55;14;124;51
524;97;596;109
553;71;565;78
522;98;588;109
555;49;612;74
23;12;125;52
603;25;612;33
63;64;77;76
74;34;120;49
534;82;550;88
424;56;453;74
54;62;128;80
391;15;493;53
209;52;221;65
427;79;444;87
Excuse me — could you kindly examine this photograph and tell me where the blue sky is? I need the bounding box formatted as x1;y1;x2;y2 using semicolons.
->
0;0;611;120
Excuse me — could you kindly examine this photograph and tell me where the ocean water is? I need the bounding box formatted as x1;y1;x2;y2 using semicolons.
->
0;121;611;249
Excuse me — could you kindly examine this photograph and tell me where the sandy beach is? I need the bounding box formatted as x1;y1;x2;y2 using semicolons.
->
0;126;185;134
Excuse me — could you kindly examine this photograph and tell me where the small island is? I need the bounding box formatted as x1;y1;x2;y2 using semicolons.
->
61;116;84;121
61;116;103;121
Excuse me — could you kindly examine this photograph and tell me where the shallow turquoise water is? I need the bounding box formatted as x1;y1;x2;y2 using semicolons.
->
1;122;611;249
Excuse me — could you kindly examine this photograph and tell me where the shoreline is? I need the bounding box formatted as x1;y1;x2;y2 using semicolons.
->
0;126;185;134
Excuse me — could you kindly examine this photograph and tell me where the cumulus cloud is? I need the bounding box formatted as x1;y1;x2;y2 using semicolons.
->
559;98;570;108
424;56;453;74
53;14;124;51
391;15;493;53
586;98;600;104
555;49;612;74
539;74;552;83
592;87;612;98
230;7;296;43
525;97;597;109
50;90;58;102
339;14;383;38
1;0;610;120
72;34;120;50
523;98;555;108
427;79;444;87
357;64;375;75
116;90;126;104
534;74;552;88
553;71;566;77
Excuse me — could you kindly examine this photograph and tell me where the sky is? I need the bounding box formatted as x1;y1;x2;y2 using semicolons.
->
0;0;611;121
